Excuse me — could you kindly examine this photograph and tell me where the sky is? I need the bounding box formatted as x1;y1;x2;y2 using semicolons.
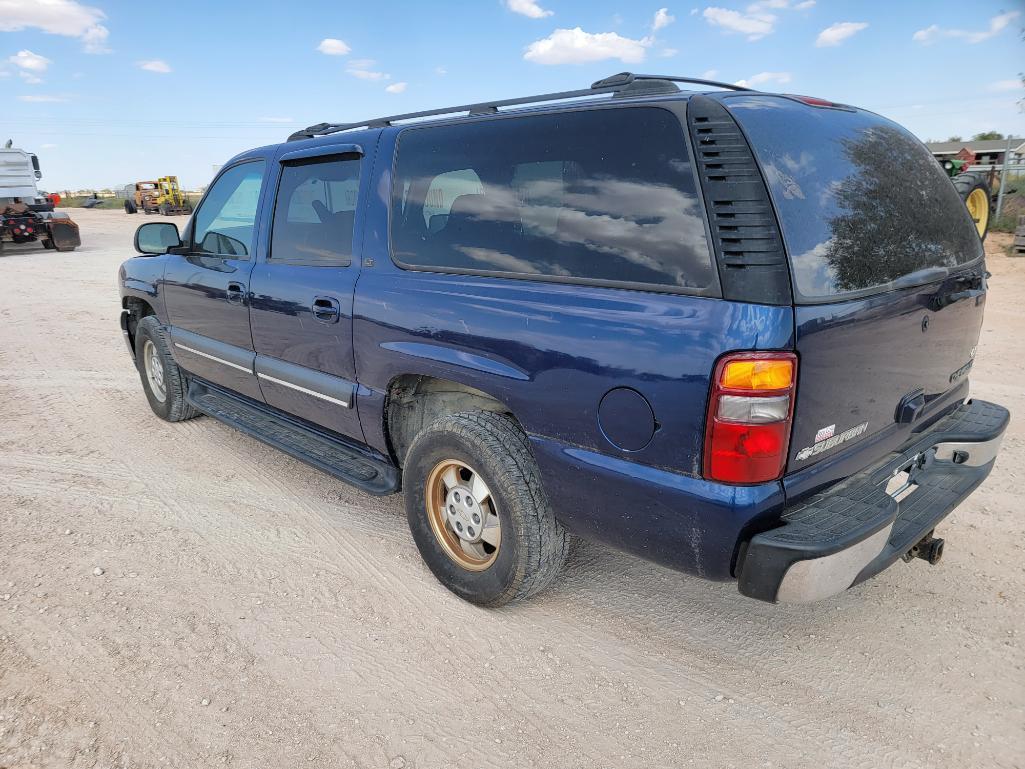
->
1;0;1023;191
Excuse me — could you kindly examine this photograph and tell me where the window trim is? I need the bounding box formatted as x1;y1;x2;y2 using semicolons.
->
267;152;363;268
188;158;267;259
386;101;722;299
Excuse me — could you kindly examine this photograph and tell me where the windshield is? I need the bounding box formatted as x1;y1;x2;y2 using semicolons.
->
725;95;984;302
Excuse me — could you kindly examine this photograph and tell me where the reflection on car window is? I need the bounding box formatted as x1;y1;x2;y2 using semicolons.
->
271;156;360;264
193;161;265;256
390;108;715;290
727;95;984;300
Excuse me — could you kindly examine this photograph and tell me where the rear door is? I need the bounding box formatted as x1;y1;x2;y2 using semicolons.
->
725;96;988;481
247;142;372;442
162;160;267;401
725;95;987;475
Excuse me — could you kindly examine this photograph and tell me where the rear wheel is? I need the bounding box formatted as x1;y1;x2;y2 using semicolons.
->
134;315;198;422
125;199;137;214
403;411;569;606
953;173;991;240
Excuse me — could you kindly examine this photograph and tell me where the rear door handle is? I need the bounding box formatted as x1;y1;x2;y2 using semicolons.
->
312;296;341;323
226;282;246;305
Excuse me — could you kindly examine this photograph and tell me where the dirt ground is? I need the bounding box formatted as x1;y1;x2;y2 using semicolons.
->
1;209;1022;769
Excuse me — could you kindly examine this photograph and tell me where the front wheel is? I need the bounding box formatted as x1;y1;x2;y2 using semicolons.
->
134;315;198;422
404;411;569;606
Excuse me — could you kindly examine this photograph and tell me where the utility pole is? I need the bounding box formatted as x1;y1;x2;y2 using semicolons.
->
995;135;1013;220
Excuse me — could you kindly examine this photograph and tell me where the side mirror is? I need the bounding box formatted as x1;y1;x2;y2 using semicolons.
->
134;222;182;255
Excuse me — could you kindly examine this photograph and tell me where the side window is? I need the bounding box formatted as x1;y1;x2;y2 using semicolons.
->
422;169;483;233
270;155;361;265
390;108;716;291
192;161;265;257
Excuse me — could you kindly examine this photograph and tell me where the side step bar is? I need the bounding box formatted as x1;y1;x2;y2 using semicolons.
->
186;380;400;496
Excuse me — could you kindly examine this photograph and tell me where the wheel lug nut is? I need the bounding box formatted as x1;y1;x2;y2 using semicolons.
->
456;522;463;532
472;513;480;524
467;526;475;537
453;491;461;503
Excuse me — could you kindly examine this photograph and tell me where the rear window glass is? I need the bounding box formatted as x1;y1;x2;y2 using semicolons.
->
726;95;984;302
390;107;715;291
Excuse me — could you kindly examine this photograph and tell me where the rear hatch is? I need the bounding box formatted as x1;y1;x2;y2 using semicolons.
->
723;94;987;481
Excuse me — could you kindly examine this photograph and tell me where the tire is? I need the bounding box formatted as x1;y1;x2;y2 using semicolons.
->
952;173;991;241
41;238;54;250
133;315;199;422
55;246;76;252
403;411;569;606
160;203;171;216
125;200;137;214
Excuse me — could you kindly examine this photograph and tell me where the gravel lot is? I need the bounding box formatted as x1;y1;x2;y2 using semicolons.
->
1;208;1023;769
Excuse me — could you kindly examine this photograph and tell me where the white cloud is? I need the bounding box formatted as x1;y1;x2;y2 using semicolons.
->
137;59;171;73
815;21;868;47
9;49;51;72
316;38;351;55
0;0;110;53
702;69;718;79
347;60;390;80
506;0;553;19
19;94;67;102
660;47;679;57
41;143;57;149
524;27;649;65
653;8;675;31
385;81;407;93
913;11;1019;44
702;6;776;40
793;0;815;8
258;116;294;123
735;71;791;88
19;71;42;84
988;78;1023;92
435;66;447;75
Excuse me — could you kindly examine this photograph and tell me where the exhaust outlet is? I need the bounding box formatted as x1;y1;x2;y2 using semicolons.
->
903;532;944;565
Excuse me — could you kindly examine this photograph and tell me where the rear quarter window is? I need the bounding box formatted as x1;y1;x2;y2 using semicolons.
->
725;95;984;302
389;106;716;292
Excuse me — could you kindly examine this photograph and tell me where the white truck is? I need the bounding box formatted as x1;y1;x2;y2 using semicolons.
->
0;143;80;253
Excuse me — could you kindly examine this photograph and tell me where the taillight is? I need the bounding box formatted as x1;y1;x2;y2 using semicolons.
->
703;352;797;484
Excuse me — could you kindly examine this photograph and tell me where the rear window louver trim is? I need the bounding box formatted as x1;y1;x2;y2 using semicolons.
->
687;96;791;305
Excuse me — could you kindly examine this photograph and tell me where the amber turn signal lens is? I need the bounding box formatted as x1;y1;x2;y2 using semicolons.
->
720;359;794;391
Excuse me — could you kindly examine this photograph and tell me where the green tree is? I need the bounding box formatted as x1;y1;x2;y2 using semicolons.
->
971;131;1004;141
946;135;963;142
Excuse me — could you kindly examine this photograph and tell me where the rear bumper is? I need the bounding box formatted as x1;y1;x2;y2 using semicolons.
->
738;399;1009;603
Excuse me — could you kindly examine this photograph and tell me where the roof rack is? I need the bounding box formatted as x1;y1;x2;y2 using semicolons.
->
287;72;753;141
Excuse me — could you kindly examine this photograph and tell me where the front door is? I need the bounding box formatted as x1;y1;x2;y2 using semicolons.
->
162;160;267;400
248;147;367;441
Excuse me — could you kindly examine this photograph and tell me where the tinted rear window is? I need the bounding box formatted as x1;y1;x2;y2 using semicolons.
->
726;95;984;302
390;107;716;291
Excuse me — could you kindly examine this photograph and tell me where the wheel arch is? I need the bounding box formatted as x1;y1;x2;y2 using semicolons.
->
121;295;158;355
384;373;520;467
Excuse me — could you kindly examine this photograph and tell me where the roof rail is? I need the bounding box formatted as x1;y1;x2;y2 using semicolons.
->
287;72;752;142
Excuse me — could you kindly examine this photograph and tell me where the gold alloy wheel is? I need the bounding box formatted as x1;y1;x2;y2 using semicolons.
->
966;187;989;238
426;459;501;571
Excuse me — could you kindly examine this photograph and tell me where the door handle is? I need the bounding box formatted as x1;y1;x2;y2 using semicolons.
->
226;282;246;305
312;296;341;323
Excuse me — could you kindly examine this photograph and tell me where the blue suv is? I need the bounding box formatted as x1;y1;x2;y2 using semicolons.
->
119;73;1008;606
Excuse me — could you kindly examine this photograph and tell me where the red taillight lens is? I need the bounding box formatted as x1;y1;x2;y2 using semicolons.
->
704;352;797;484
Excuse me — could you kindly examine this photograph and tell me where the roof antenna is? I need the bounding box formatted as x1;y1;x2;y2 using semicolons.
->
4;139;12;149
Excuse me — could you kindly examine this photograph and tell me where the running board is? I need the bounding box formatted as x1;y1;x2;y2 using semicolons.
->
186;381;400;496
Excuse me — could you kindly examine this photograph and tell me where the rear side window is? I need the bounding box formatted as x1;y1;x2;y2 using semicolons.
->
726;95;984;302
271;155;360;265
390;107;716;291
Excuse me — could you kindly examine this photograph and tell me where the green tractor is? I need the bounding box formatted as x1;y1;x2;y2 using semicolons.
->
939;156;991;241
